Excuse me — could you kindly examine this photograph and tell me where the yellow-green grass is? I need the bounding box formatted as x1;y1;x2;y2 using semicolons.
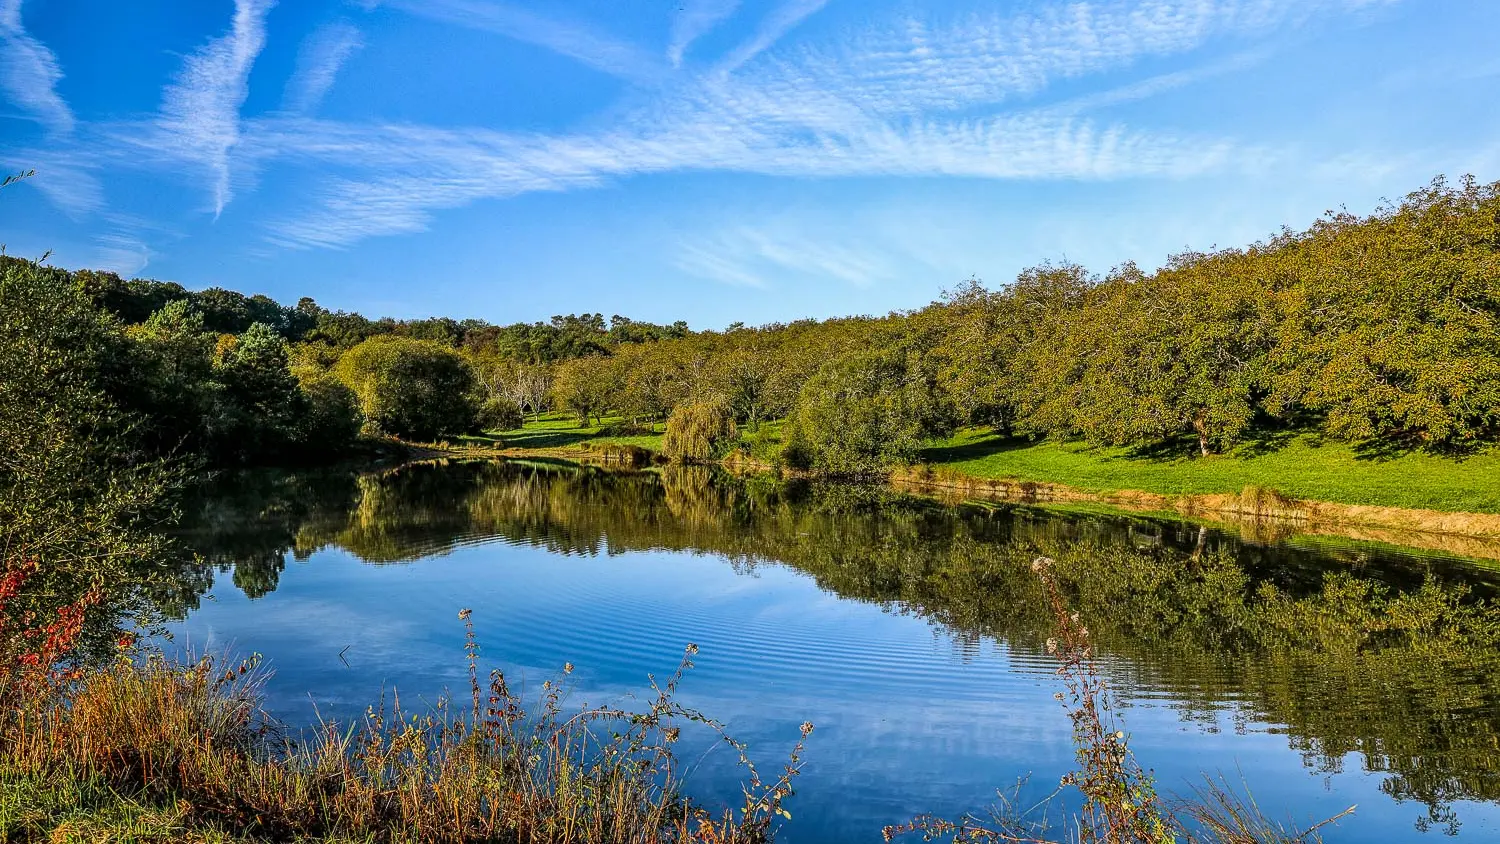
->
921;429;1500;514
0;770;270;843
469;413;665;452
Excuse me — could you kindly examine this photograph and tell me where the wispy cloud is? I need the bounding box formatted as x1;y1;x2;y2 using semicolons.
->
379;0;661;82
25;0;1407;250
283;21;363;115
92;232;153;276
0;0;75;135
256;0;1331;248
675;242;769;288
668;0;740;68
676;221;915;289
1041;46;1275;116
156;0;275;216
716;0;829;73
252;109;1231;250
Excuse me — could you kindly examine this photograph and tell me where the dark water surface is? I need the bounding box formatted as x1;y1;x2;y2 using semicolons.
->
161;460;1500;842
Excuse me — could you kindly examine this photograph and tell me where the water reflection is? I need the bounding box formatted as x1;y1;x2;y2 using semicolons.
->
167;459;1500;839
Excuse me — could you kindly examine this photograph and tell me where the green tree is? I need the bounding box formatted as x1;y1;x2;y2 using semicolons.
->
476;396;525;432
1022;257;1275;455
662;396;737;462
293;370;364;455
122;300;219;456
211;323;306;463
0;259;177;654
784;347;956;476
550;355;618;426
333;336;479;440
1268;177;1500;449
615;342;686;424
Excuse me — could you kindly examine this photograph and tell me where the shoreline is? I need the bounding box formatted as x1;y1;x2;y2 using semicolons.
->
395;440;1500;562
888;468;1500;563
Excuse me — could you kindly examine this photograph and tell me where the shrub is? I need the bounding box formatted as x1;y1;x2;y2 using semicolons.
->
294;370;364;455
475;396;525;432
662;396;737;463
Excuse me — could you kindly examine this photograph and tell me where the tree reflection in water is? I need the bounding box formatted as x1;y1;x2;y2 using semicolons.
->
166;459;1500;824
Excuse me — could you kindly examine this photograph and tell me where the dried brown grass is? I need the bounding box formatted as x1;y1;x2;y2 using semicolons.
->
3;613;811;844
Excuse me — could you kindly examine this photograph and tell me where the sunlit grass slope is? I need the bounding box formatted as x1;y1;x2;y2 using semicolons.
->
922;429;1500;514
478;415;1500;514
473;413;665;452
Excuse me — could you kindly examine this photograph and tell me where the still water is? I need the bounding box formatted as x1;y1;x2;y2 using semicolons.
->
164;460;1500;843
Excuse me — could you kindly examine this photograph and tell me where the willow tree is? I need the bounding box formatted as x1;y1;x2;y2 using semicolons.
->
662;396;737;463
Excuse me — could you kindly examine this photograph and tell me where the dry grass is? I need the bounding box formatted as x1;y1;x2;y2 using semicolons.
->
2;612;811;844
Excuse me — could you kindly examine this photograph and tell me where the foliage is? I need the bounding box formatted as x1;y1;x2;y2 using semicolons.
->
1019;258;1274;455
662;396;738;463
784;348;957;477
292;369;364;456
210;323;307;463
551;355;619;427
476;395;525;432
12;173;1500;471
1268;176;1500;447
0;259;181;700
333;335;479;440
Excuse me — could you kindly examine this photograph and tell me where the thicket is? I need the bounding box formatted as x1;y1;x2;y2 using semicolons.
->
13;175;1499;470
0;259;366;468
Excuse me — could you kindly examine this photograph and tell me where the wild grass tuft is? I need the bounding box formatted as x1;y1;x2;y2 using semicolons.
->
2;612;811;843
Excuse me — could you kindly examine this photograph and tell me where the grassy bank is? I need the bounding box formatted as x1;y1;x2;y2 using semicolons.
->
921;429;1500;514
476;415;1500;516
475;413;666;453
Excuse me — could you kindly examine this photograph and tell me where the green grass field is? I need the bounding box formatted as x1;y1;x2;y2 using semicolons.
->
475;415;1500;514
470;413;665;452
921;429;1500;514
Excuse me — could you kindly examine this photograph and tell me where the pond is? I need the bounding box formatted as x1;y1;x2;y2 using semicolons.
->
160;459;1500;843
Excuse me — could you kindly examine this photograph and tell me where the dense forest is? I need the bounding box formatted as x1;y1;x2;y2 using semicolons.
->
3;175;1498;476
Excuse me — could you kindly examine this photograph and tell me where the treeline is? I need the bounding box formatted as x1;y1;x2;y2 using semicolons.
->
544;176;1500;472
544;176;1500;471
9;175;1498;473
1;254;700;461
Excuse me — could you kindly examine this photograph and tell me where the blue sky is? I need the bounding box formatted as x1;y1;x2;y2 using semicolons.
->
2;0;1497;328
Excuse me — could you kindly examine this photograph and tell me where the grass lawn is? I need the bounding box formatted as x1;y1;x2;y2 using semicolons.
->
921;428;1500;514
469;415;1500;514
468;413;665;452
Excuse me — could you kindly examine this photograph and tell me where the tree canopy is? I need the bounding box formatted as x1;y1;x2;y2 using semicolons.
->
9;174;1500;469
333;335;479;440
